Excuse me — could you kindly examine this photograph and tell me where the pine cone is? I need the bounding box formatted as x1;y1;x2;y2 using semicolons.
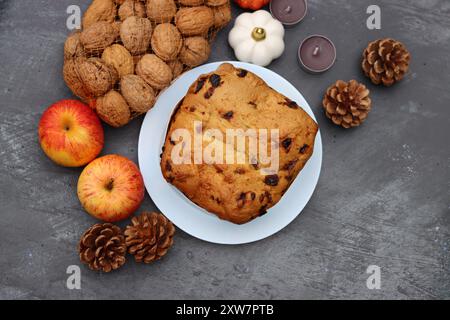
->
362;38;410;86
323;80;371;128
78;223;126;272
125;212;175;263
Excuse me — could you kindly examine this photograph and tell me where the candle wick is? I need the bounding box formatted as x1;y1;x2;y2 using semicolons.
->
313;46;320;56
284;5;292;13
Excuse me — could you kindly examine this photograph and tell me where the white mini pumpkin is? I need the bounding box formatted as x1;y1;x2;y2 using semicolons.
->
228;10;285;67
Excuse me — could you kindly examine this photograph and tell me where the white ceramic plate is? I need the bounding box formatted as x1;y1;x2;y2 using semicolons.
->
138;61;322;245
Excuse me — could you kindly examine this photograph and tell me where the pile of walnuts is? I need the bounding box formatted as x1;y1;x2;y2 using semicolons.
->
63;0;231;127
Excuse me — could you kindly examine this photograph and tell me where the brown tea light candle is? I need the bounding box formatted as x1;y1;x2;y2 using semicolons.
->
298;35;336;74
270;0;307;26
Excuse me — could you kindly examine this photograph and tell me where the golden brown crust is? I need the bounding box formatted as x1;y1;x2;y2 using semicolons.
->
161;63;318;224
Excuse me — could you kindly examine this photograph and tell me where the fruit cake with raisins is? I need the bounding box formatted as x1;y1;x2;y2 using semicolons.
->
161;63;318;224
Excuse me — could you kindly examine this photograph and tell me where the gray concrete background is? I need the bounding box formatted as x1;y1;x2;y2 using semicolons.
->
0;0;449;300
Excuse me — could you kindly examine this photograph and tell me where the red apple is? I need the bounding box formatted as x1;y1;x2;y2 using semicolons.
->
38;99;104;167
77;155;145;222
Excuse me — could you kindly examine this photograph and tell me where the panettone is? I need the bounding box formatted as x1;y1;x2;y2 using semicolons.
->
160;63;318;224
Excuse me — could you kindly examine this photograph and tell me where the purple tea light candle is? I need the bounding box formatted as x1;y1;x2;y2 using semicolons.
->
298;35;337;74
270;0;308;26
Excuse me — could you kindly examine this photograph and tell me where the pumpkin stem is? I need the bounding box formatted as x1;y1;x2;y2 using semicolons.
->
251;27;266;41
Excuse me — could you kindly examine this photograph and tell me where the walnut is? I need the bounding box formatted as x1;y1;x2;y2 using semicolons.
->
112;20;122;35
167;59;184;79
64;57;118;101
96;90;131;127
212;4;231;28
63;59;91;102
132;54;144;67
136;54;173;90
175;6;214;36
120;16;152;55
102;44;134;77
118;0;146;21
205;0;228;6
146;0;177;24
116;0;146;4
120;74;156;113
179;0;204;5
151;23;183;61
64;31;85;60
77;58;119;97
82;0;117;29
179;37;211;67
80;21;118;55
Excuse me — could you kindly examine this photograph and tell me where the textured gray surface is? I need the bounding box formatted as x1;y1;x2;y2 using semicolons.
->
0;0;449;300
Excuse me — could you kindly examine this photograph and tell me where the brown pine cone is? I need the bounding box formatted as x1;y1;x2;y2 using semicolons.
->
362;38;411;86
78;223;126;272
125;212;175;263
323;80;371;128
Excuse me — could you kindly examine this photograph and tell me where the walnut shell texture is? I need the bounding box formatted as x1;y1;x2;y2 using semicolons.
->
78;57;118;97
146;0;177;23
64;31;85;61
132;54;144;67
118;0;146;21
179;36;210;67
63;59;91;102
121;74;156;113
151;23;183;61
175;6;214;36
205;0;227;6
102;44;134;77
179;0;204;6
82;0;117;29
120;16;152;55
80;21;118;55
212;3;231;28
96;90;131;127
112;20;122;35
167;59;184;79
136;54;173;89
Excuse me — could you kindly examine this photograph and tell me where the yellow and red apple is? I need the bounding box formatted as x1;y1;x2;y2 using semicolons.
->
38;99;104;167
77;155;145;222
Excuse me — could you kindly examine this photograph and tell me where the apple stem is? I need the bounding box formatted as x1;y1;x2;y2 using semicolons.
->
105;179;114;191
